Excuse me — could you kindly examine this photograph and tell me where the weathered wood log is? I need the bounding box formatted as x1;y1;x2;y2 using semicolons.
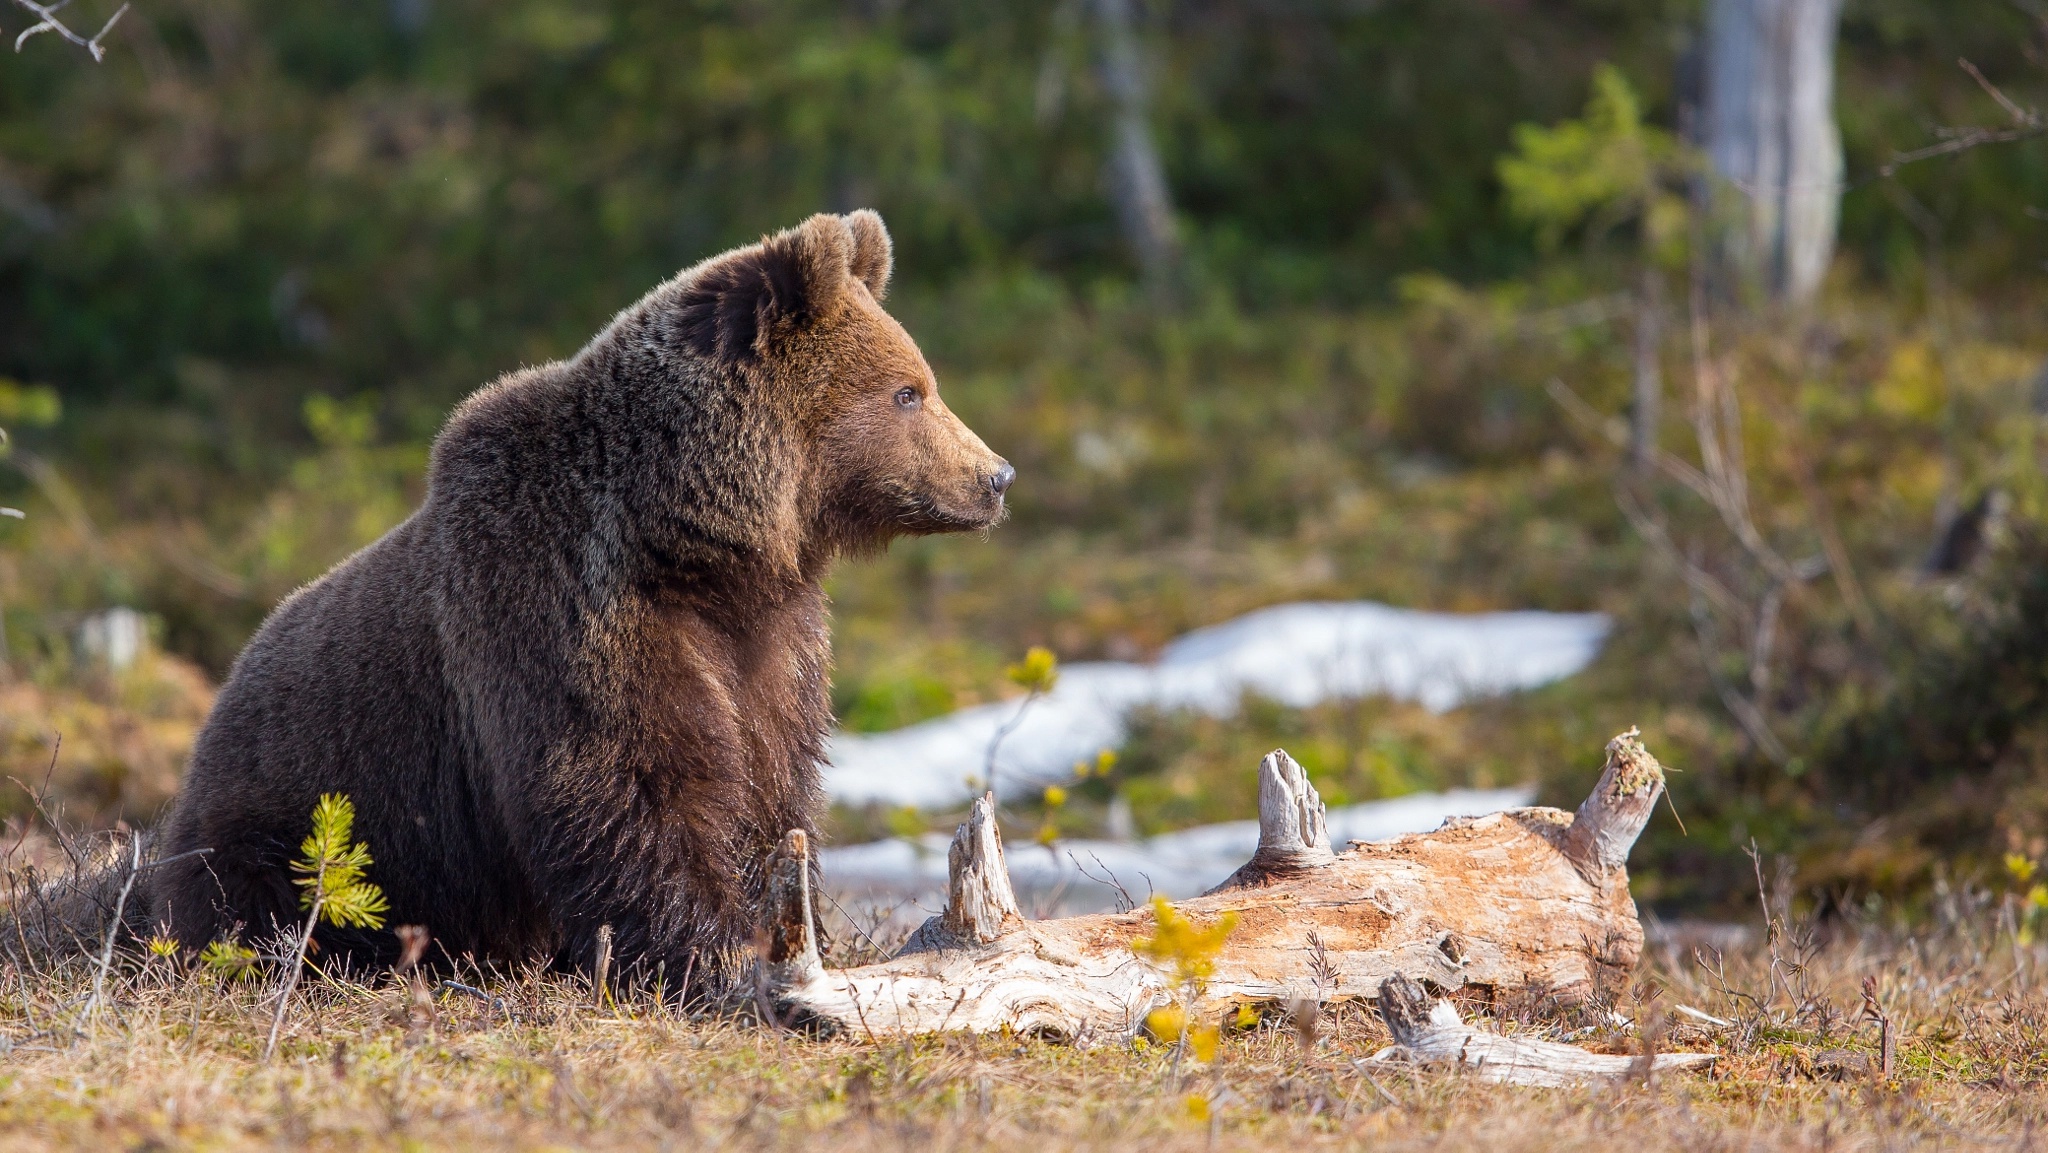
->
767;729;1671;1042
1370;974;1715;1086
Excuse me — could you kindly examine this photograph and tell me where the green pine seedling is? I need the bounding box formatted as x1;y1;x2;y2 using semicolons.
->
200;939;259;983
293;792;389;930
266;793;388;1061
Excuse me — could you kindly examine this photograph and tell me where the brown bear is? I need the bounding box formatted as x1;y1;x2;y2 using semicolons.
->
149;211;1012;988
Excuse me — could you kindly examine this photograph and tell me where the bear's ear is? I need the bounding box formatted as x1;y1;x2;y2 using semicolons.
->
671;214;856;362
845;210;892;301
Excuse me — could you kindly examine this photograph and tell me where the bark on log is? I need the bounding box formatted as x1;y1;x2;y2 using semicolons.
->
766;729;1672;1042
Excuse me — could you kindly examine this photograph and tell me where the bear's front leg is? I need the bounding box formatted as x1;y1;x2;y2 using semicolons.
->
513;753;792;997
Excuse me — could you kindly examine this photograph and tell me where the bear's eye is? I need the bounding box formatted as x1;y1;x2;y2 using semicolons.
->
894;387;921;411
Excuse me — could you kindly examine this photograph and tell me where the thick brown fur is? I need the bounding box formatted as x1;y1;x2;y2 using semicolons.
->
147;212;1011;988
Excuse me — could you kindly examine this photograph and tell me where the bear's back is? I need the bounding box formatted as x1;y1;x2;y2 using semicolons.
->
156;512;554;957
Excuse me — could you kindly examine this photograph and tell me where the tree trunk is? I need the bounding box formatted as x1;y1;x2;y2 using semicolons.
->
1703;0;1843;304
1093;0;1180;302
1633;266;1664;471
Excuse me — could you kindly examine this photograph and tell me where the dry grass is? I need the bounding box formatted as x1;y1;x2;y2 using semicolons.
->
0;901;2041;1151
0;652;214;831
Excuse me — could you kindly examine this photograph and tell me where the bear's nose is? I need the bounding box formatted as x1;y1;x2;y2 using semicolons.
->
989;462;1016;496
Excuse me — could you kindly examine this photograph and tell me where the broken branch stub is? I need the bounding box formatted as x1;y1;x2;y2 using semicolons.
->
1207;749;1336;892
1559;727;1666;879
768;730;1671;1042
758;829;823;989
903;793;1022;951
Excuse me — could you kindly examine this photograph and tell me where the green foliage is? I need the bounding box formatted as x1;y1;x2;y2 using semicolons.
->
1497;63;1691;261
0;0;2043;926
247;396;425;590
1803;533;2048;876
292;793;389;930
832;671;955;734
0;380;62;432
198;940;259;983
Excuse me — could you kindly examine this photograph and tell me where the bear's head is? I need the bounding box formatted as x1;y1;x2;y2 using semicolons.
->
640;211;1012;571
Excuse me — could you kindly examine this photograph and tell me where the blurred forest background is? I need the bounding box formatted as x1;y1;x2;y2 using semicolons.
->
2;0;2046;916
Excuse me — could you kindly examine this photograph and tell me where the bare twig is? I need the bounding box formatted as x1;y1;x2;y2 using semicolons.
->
264;858;325;1062
592;924;613;1010
1069;850;1137;914
1861;976;1896;1080
82;833;139;1035
984;686;1045;804
1549;228;1839;769
1881;59;2046;176
1960;58;2033;125
9;0;129;61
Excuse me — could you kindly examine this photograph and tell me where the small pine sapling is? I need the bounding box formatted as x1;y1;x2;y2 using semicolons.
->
200;939;260;983
264;793;389;1061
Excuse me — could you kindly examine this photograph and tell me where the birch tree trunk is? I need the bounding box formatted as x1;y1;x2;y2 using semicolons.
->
1632;266;1664;471
1704;0;1843;304
1093;0;1180;302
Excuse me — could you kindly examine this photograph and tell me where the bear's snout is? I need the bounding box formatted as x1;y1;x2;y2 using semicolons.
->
990;462;1016;496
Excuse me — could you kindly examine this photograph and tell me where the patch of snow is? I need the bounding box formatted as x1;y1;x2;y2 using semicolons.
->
825;601;1607;809
819;786;1538;913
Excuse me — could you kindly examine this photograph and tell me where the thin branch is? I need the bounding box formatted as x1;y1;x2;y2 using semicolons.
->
9;0;128;61
1688;586;1791;765
264;860;323;1062
1612;482;1750;630
1548;379;1718;502
1881;124;2047;176
1880;60;2045;177
1960;57;2035;125
983;687;1045;805
1612;477;1788;764
82;832;139;1036
1748;582;1784;701
1785;437;1878;642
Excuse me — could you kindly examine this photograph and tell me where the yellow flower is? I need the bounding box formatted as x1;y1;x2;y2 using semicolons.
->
145;935;180;959
2008;854;2037;884
1094;750;1118;777
1145;1005;1186;1042
1043;785;1067;808
1188;1024;1221;1063
1184;1094;1210;1122
1132;896;1238;987
2029;884;2048;911
1006;646;1059;694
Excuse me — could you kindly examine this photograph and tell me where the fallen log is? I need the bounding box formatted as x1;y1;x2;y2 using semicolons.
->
763;729;1673;1042
1368;973;1716;1087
